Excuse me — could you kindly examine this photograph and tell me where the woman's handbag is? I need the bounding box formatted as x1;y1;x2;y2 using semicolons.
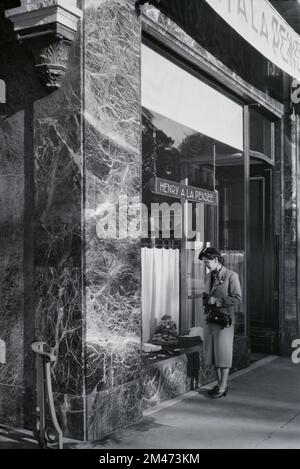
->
205;304;232;329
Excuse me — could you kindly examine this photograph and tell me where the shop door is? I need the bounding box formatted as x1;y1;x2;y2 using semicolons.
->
249;164;277;353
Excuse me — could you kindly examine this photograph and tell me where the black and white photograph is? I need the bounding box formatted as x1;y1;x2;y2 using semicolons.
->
0;0;300;452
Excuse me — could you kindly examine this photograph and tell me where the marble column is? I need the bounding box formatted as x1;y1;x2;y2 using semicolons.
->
32;0;143;439
33;30;85;439
0;0;87;439
83;0;142;441
32;0;142;441
1;0;142;442
0;10;43;428
0;112;25;426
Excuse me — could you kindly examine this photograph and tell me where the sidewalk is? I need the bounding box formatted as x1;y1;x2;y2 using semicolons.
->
1;356;300;449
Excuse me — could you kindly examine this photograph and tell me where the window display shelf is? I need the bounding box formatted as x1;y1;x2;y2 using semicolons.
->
143;342;202;368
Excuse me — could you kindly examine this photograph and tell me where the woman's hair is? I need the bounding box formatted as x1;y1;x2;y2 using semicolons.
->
198;247;224;264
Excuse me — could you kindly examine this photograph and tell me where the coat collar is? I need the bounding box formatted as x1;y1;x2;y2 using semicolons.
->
209;266;226;294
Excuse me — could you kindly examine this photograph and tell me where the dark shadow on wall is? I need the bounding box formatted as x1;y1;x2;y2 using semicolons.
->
0;13;46;429
3;1;21;10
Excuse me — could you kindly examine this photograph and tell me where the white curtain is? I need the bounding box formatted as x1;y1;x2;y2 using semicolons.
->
142;247;180;343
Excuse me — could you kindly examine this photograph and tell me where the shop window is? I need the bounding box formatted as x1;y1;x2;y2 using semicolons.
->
142;45;246;350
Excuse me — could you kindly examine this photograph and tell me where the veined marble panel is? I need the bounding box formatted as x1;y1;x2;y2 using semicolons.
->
0;384;24;428
34;267;83;396
0;112;24;176
83;0;141;392
33;27;84;398
34;224;82;269
283;117;297;335
34;101;82;237
0;176;24;387
85;236;141;393
83;0;142;439
54;393;85;441
142;357;191;409
85;123;140;198
86;380;142;441
281;118;298;355
33;30;82;272
84;0;140;151
0;175;24;230
0;20;35;431
33;91;82;267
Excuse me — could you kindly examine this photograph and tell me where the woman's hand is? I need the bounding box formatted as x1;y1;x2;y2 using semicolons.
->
208;297;222;307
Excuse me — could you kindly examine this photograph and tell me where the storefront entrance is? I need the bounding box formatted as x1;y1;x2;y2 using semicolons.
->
140;42;281;411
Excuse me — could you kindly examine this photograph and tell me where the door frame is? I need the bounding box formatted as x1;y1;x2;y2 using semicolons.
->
244;105;250;339
244;104;279;353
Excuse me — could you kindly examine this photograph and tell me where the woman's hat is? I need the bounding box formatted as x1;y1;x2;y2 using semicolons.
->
198;247;222;260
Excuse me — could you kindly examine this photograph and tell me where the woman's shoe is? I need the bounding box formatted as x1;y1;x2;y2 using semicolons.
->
211;386;228;398
207;385;219;396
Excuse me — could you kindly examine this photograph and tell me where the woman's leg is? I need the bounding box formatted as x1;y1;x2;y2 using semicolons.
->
215;367;221;385
219;368;229;390
214;326;234;390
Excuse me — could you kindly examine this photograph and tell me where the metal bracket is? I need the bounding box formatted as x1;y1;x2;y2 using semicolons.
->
31;342;63;450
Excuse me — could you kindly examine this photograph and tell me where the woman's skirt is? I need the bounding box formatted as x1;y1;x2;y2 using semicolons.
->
203;323;234;368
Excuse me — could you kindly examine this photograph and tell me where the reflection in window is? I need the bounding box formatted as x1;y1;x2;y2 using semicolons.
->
250;109;273;160
142;108;245;344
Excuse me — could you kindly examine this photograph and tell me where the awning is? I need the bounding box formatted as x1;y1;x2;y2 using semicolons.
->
205;0;300;82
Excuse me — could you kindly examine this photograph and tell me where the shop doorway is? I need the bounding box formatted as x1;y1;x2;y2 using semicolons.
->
249;161;277;354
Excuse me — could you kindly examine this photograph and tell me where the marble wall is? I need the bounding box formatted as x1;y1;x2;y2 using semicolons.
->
83;0;142;441
0;13;40;427
280;115;299;354
0;112;24;426
0;0;142;442
143;355;196;409
0;3;84;437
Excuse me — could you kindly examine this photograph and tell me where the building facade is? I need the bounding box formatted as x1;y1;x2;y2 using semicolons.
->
0;0;299;443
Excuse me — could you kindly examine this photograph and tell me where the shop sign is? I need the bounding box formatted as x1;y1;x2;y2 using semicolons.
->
205;0;300;82
153;177;218;206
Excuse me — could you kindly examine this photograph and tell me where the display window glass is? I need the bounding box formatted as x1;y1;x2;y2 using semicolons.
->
142;45;246;350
